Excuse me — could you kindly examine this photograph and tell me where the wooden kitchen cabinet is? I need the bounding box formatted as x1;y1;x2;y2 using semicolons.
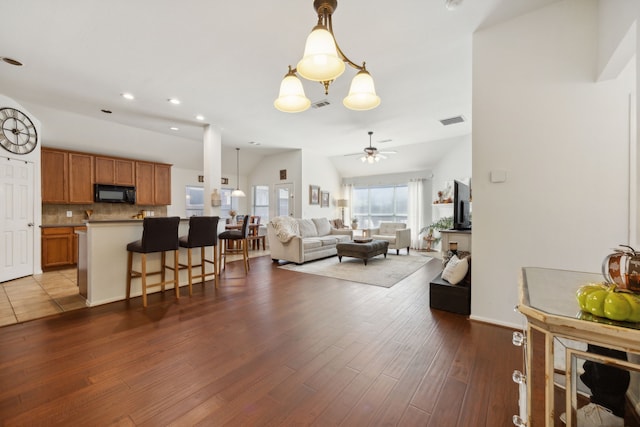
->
42;226;87;270
68;153;94;203
41;148;68;203
135;161;155;205
154;163;172;205
41;149;94;204
136;161;171;205
42;147;171;206
42;227;74;269
95;156;135;186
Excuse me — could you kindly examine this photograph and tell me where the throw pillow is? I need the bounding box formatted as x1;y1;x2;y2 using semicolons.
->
442;255;469;285
297;219;318;238
312;218;332;236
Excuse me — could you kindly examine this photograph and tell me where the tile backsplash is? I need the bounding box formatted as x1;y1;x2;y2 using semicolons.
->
42;204;168;225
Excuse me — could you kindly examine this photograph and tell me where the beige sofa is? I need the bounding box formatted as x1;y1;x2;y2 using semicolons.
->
267;217;353;264
368;222;411;254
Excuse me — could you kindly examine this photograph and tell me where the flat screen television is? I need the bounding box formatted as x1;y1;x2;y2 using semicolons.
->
453;180;471;230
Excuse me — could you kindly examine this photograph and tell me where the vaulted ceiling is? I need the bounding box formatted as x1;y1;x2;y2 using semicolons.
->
0;0;559;176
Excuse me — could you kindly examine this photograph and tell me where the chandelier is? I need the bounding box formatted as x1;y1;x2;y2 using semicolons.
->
274;0;381;113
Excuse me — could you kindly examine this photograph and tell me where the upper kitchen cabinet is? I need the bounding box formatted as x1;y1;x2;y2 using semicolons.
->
68;153;94;203
41;148;68;203
154;163;171;206
94;156;135;186
136;161;171;206
42;148;93;204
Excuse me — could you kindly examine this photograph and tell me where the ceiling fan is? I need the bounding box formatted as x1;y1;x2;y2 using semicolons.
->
344;131;396;163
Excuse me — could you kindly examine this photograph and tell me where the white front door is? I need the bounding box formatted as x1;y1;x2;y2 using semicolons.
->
0;159;34;282
275;183;294;217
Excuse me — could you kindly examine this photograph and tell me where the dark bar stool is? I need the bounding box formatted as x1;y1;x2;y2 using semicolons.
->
126;216;180;307
177;216;220;294
218;216;250;274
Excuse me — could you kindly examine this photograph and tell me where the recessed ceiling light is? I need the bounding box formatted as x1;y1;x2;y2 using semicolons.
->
249;141;261;146
195;114;205;121
101;109;113;114
121;93;134;100
170;126;179;131
168;98;181;105
1;57;23;66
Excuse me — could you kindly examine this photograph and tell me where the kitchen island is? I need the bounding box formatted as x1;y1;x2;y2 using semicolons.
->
78;219;221;306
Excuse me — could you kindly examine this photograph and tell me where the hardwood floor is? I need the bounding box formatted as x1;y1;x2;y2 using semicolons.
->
0;255;520;426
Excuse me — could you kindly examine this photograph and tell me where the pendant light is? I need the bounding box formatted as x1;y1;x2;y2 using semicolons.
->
274;0;380;113
231;148;245;197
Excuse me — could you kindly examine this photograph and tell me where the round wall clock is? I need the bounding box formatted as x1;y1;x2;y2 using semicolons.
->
0;107;38;155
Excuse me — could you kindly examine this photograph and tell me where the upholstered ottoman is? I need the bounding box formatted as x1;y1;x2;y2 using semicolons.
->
336;240;389;265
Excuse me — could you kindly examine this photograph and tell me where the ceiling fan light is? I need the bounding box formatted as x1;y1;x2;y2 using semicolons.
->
343;69;381;111
297;25;345;82
360;156;366;163
274;73;311;112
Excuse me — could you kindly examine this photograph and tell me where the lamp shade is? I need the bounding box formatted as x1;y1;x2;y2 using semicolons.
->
274;73;311;113
337;199;348;208
343;69;381;111
231;189;246;198
297;25;345;82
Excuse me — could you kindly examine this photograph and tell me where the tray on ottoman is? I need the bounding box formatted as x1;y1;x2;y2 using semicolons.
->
336;239;389;266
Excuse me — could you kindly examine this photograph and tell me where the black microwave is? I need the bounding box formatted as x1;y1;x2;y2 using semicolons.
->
94;184;136;204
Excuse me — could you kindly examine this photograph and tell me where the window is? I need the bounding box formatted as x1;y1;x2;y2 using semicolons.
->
352;184;408;228
185;185;204;217
253;185;269;222
220;188;233;217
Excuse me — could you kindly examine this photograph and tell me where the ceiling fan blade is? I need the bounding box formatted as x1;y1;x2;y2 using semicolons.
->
379;150;397;155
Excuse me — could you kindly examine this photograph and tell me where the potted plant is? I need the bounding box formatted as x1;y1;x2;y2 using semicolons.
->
351;217;358;229
419;216;453;249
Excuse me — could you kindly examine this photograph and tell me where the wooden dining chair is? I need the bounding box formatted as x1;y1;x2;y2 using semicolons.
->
218;216;250;274
247;215;265;250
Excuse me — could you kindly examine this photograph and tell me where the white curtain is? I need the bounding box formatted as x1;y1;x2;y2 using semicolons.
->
408;179;425;249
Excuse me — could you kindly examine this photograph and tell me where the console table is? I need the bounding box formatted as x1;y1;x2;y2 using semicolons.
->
516;267;640;427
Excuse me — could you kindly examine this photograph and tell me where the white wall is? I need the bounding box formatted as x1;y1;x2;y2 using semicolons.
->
302;149;343;220
167;166;204;218
249;149;302;218
472;0;635;327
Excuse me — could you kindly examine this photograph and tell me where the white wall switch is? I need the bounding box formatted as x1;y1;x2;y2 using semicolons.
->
66;210;72;217
490;170;507;183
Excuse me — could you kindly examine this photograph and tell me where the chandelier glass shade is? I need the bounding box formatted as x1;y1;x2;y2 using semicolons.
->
274;0;380;113
274;68;311;113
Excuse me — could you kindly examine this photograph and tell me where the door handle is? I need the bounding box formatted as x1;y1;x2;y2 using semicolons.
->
27;223;34;227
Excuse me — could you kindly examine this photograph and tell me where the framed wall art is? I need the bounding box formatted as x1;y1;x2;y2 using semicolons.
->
309;185;320;205
321;191;329;207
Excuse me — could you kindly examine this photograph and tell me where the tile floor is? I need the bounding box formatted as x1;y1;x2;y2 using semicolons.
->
0;248;272;327
0;268;86;327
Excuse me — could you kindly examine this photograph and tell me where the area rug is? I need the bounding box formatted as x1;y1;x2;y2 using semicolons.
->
278;253;433;288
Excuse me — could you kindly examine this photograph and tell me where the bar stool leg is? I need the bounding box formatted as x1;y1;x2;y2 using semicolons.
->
187;248;193;296
173;249;180;299
200;246;206;285
126;251;133;299
213;245;219;287
141;253;148;307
